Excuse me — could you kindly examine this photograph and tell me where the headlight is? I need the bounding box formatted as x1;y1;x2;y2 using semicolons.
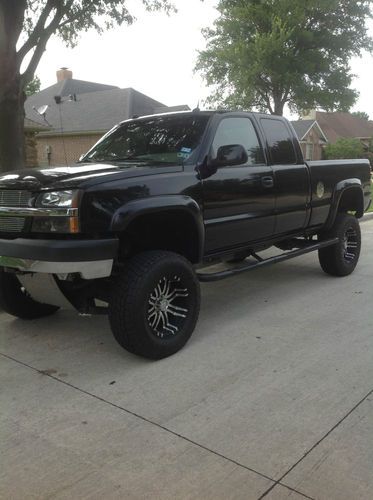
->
36;190;79;208
33;190;80;233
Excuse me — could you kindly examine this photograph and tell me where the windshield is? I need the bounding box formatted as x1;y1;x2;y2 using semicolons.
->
81;114;210;165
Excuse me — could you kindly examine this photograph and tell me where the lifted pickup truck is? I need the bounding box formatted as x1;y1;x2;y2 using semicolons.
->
0;111;371;359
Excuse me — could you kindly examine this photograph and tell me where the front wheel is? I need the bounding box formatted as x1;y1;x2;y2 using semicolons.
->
108;251;201;359
318;214;361;277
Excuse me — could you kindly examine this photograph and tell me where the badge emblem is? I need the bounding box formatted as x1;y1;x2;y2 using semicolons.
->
316;182;325;199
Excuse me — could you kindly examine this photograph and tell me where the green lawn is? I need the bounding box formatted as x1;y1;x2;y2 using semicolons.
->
369;183;373;213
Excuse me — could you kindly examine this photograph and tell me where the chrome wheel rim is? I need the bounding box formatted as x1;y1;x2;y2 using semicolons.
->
342;227;358;262
147;276;189;339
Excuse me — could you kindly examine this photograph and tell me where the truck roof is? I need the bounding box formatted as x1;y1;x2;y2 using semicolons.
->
119;109;288;125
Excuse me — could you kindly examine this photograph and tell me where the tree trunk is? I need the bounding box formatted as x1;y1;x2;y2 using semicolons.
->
0;78;25;172
0;0;27;173
273;99;284;116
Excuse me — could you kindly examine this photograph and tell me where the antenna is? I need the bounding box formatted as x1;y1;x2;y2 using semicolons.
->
52;94;79;167
192;100;200;113
54;95;68;167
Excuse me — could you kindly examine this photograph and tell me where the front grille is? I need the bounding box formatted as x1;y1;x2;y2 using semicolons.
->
0;190;32;207
0;191;31;233
0;216;26;232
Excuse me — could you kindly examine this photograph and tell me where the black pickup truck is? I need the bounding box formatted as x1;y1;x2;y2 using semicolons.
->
0;111;371;359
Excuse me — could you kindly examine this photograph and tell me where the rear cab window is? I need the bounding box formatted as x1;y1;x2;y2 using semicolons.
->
260;118;296;165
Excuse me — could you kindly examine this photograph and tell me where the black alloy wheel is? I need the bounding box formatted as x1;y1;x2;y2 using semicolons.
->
109;251;201;359
318;213;361;277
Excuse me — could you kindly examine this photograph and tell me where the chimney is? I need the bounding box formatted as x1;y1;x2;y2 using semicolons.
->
301;109;317;120
57;67;73;82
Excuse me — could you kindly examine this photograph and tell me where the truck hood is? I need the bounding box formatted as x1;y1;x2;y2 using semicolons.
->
0;162;183;191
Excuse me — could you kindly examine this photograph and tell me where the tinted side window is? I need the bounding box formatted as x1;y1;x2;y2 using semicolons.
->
261;118;296;164
211;118;265;165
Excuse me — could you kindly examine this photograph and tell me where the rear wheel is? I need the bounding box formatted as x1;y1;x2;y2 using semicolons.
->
318;214;361;277
0;270;59;319
108;251;201;359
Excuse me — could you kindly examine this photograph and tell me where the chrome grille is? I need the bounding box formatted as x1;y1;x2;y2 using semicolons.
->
0;191;31;232
0;190;32;207
0;217;26;232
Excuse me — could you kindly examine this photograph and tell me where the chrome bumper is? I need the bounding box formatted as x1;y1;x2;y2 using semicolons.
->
0;237;118;279
0;255;113;279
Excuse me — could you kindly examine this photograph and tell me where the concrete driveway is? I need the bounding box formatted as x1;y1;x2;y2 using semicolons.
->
1;219;373;500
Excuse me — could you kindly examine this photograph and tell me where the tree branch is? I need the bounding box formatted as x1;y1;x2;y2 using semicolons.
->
257;88;273;114
21;1;74;86
17;0;57;61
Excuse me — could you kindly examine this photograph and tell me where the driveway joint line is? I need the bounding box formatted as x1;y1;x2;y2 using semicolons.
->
257;386;373;499
0;350;311;499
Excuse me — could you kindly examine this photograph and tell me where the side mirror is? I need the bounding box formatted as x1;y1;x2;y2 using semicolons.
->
213;144;248;167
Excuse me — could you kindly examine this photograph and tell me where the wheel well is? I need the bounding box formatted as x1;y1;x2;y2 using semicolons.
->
338;187;364;218
117;210;201;264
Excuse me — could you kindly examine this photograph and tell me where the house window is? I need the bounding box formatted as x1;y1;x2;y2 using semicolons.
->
306;143;313;161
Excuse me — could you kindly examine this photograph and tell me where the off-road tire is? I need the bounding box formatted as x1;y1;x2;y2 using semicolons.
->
0;270;59;319
108;251;201;360
318;214;361;277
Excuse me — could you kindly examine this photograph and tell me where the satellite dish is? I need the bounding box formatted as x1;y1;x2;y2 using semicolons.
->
36;105;49;116
32;104;50;125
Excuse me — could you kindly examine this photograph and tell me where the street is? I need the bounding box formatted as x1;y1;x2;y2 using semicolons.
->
1;219;373;499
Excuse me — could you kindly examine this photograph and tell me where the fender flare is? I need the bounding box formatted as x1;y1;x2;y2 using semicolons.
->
110;195;205;262
325;178;364;230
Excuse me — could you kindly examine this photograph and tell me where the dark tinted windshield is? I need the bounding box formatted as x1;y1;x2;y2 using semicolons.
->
82;114;210;165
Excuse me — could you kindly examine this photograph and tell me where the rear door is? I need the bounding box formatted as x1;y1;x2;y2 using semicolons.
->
259;117;310;235
200;115;276;253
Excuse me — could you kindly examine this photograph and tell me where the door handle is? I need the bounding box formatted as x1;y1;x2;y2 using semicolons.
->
262;176;274;188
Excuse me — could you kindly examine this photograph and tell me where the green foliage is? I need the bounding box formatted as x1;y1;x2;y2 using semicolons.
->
25;75;41;97
15;0;175;88
324;138;365;160
196;0;373;115
23;0;175;49
352;111;370;121
0;0;175;170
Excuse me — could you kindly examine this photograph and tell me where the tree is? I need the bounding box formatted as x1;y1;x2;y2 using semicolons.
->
196;0;373;116
324;138;365;160
352;111;370;121
25;75;41;97
0;0;174;172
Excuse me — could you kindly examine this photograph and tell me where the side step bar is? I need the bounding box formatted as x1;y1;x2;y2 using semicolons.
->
197;237;339;283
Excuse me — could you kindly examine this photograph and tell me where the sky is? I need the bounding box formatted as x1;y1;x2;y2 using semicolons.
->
34;0;373;120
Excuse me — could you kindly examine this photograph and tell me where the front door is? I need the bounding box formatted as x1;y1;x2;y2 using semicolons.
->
200;116;276;254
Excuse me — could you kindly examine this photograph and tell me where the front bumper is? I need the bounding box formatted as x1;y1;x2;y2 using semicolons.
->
0;238;119;279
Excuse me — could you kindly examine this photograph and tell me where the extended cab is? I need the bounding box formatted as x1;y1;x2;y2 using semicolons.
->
0;111;371;358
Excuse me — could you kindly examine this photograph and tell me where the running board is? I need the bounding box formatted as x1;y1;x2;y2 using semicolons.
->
197;237;339;283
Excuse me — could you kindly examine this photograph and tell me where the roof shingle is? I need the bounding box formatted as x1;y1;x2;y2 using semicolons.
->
24;82;166;135
314;112;373;142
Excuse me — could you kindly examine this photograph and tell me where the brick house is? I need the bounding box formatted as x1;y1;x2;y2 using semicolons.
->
292;110;373;161
290;119;327;160
24;116;49;167
24;68;189;167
